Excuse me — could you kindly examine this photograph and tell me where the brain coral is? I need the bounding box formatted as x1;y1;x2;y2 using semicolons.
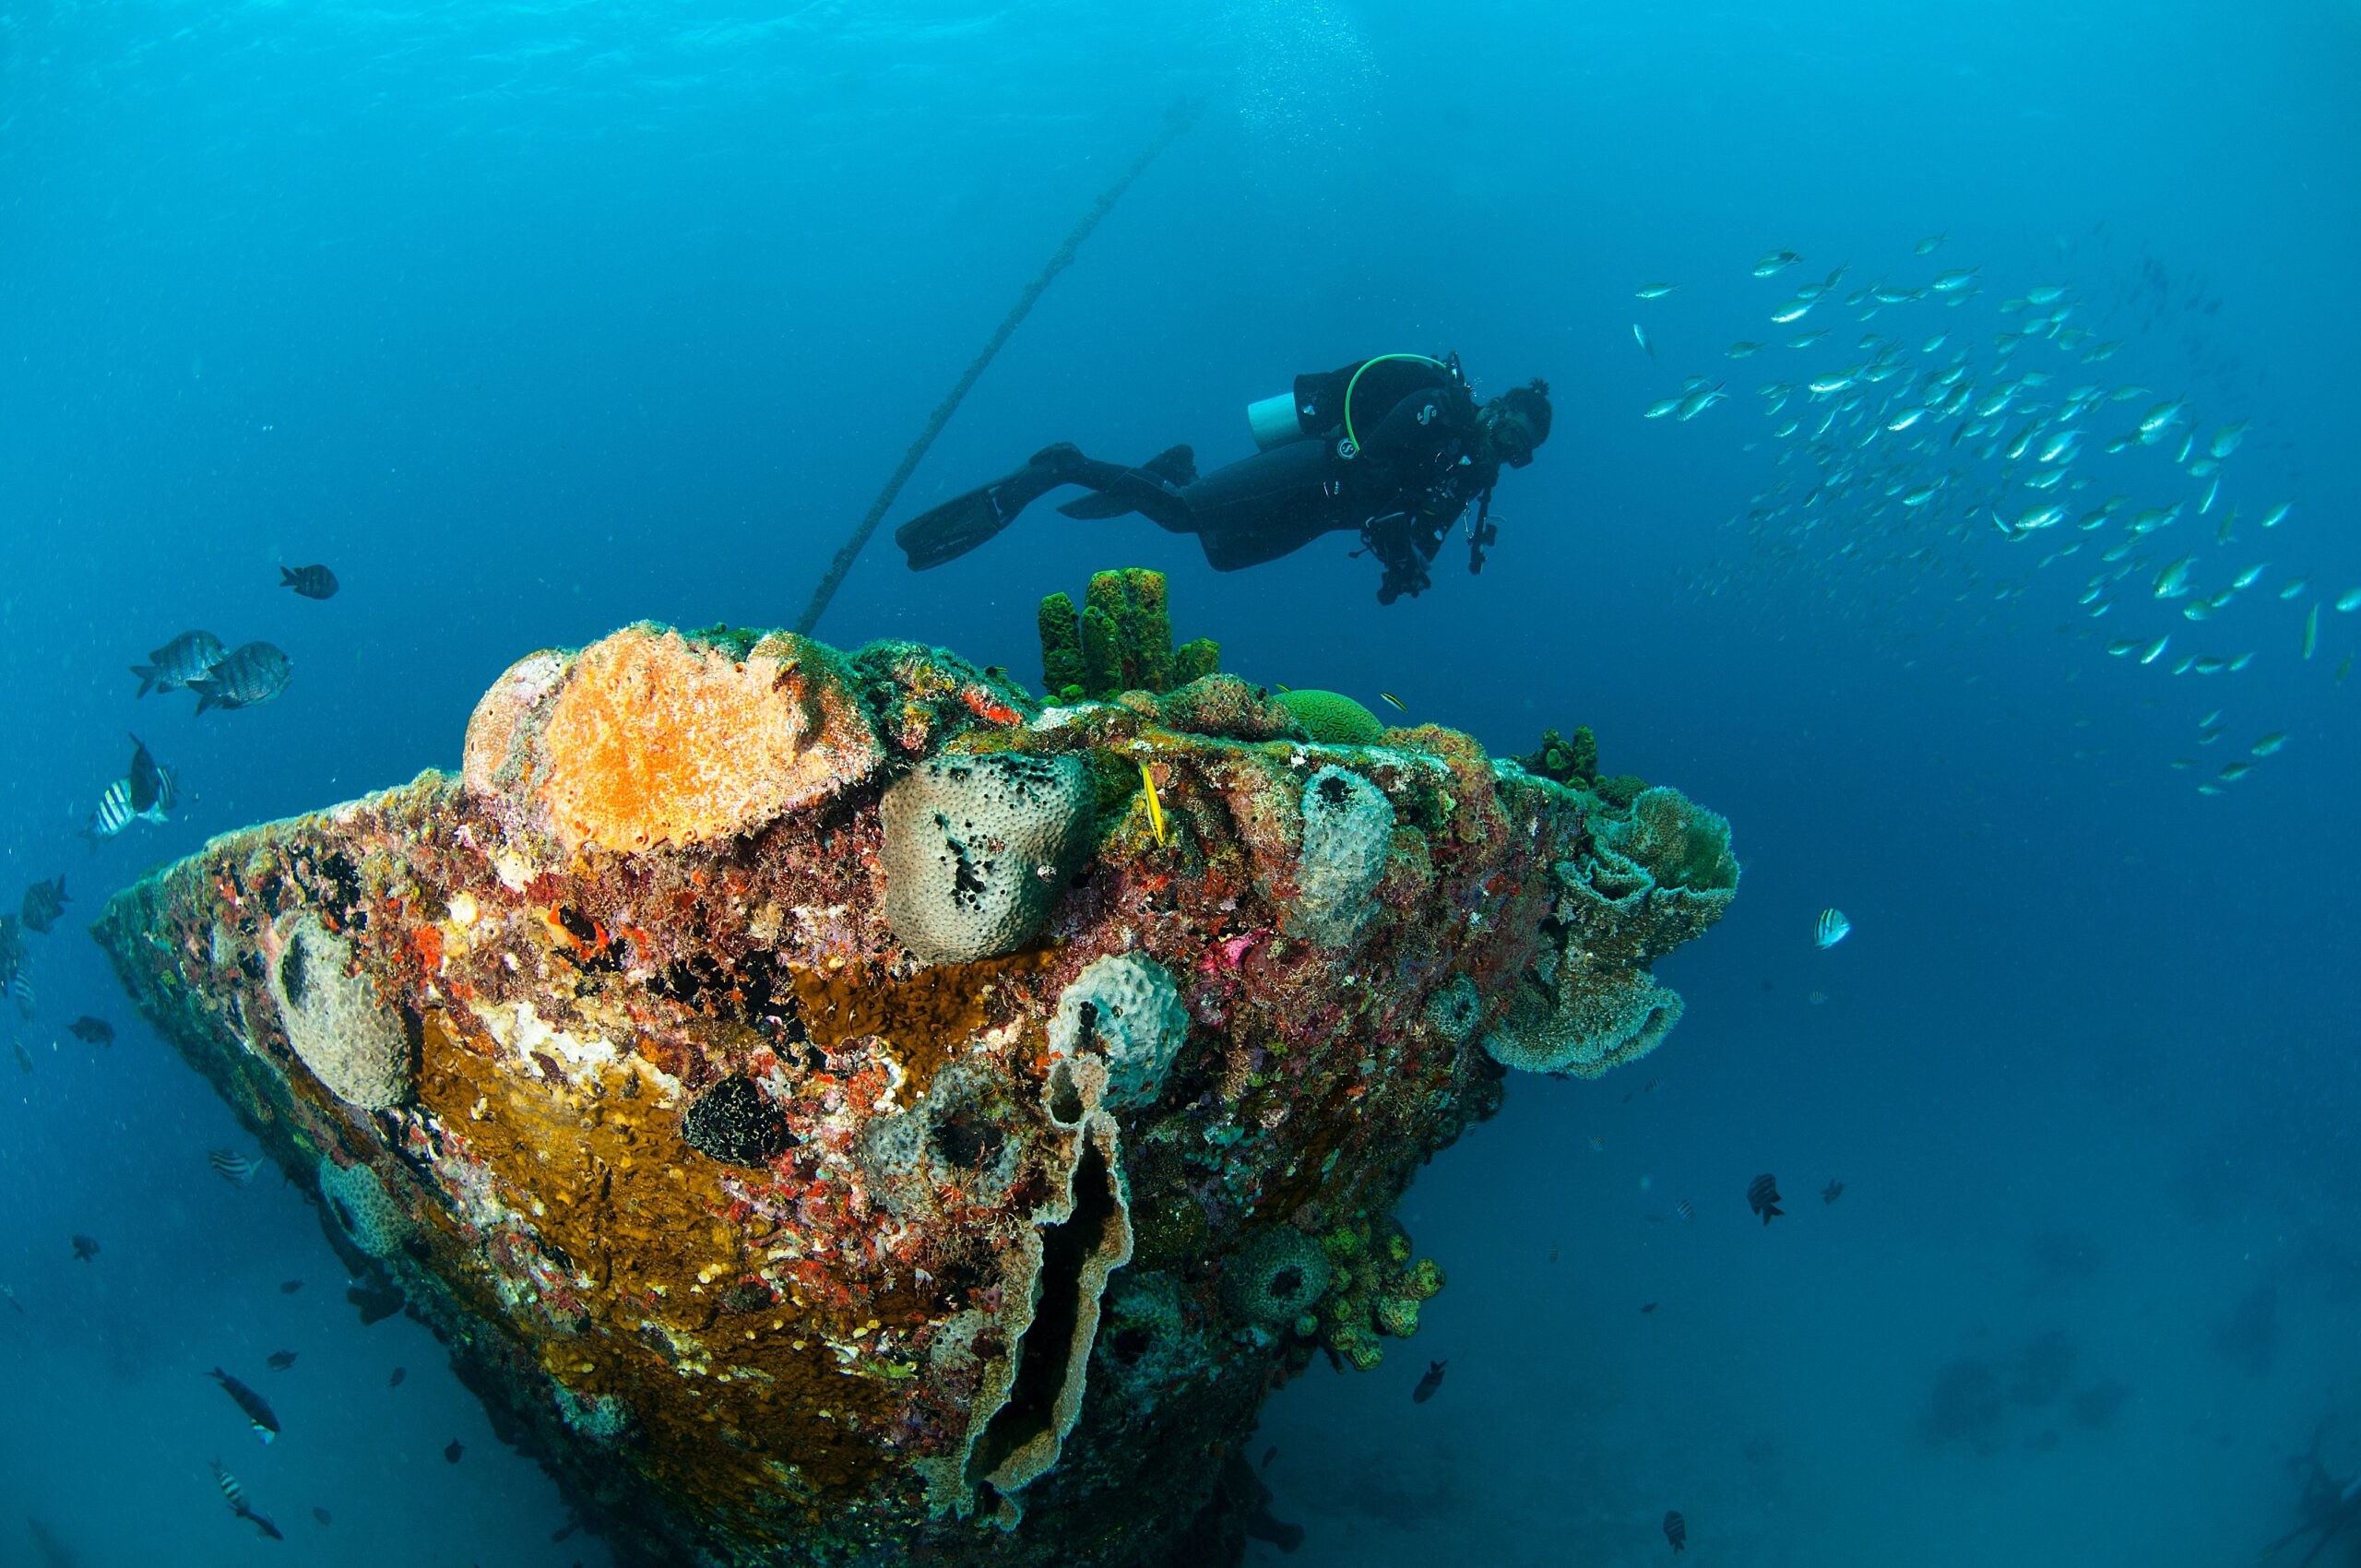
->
1287;765;1394;947
1048;953;1192;1111
1276;689;1384;746
268;911;414;1111
880;752;1094;964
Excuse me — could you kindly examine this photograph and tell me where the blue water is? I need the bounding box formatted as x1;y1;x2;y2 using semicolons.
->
5;2;2357;1562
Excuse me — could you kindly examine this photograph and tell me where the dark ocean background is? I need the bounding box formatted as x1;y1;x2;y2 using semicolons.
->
4;2;2357;1563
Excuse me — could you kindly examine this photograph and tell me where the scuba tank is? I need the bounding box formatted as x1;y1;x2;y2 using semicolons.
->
1245;392;1307;452
1244;353;1460;454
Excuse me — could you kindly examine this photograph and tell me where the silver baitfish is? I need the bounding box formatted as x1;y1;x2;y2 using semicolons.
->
189;642;292;713
130;630;225;697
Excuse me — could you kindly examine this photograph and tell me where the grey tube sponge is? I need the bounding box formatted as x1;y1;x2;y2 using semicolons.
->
269;911;415;1111
1287;765;1394;948
1048;953;1191;1111
880;753;1093;964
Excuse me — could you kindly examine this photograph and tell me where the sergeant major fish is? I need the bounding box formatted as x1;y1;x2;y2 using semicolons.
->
278;564;338;600
1748;1173;1784;1224
212;1460;283;1540
20;876;67;934
81;778;136;847
1412;1360;1447;1403
189;642;292;713
129;630;224;697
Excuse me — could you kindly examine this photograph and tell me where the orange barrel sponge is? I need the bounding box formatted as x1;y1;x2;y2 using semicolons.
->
461;624;883;856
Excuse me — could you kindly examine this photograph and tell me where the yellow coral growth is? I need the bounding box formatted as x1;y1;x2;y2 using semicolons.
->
492;626;881;855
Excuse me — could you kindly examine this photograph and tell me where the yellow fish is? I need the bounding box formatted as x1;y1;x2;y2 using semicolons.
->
1138;764;1169;848
1378;692;1408;716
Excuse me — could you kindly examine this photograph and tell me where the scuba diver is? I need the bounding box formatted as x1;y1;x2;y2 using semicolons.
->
2260;1418;2361;1566
894;353;1552;604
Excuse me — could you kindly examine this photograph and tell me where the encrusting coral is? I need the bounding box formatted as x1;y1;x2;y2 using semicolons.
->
92;599;1737;1568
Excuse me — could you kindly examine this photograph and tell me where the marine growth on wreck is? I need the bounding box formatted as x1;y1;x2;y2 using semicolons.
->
93;593;1738;1567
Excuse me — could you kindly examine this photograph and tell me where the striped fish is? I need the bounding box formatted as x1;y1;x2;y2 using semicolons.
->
189;641;292;713
1664;1510;1688;1552
208;1148;261;1186
1672;1198;1696;1222
211;1459;283;1540
1813;908;1851;948
138;765;179;824
8;971;32;1021
212;1458;246;1509
19;876;67;934
81;778;136;847
130;630;225;698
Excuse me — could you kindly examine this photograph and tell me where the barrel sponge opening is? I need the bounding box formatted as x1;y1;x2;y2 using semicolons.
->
880;753;1094;965
1275;689;1384;746
318;1158;411;1259
1222;1228;1334;1328
269;910;416;1111
1595;785;1739;896
1047;953;1191;1111
1287;765;1394;947
1482;963;1685;1077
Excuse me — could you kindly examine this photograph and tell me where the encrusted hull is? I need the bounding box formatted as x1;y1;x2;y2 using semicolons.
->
93;620;1734;1566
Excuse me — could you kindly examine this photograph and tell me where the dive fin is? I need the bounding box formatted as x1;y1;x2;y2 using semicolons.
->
896;484;1015;570
1055;445;1195;519
896;452;1074;570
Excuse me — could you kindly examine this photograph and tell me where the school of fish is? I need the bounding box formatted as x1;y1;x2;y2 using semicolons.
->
1639;232;2350;796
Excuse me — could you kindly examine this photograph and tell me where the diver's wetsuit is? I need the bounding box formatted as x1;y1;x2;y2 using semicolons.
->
895;357;1503;603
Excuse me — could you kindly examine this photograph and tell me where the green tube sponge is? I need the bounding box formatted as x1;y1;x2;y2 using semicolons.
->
1276;689;1385;746
1174;636;1221;685
1481;963;1685;1077
1222;1228;1333;1328
1080;601;1124;698
1084;568;1174;695
1038;592;1086;699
